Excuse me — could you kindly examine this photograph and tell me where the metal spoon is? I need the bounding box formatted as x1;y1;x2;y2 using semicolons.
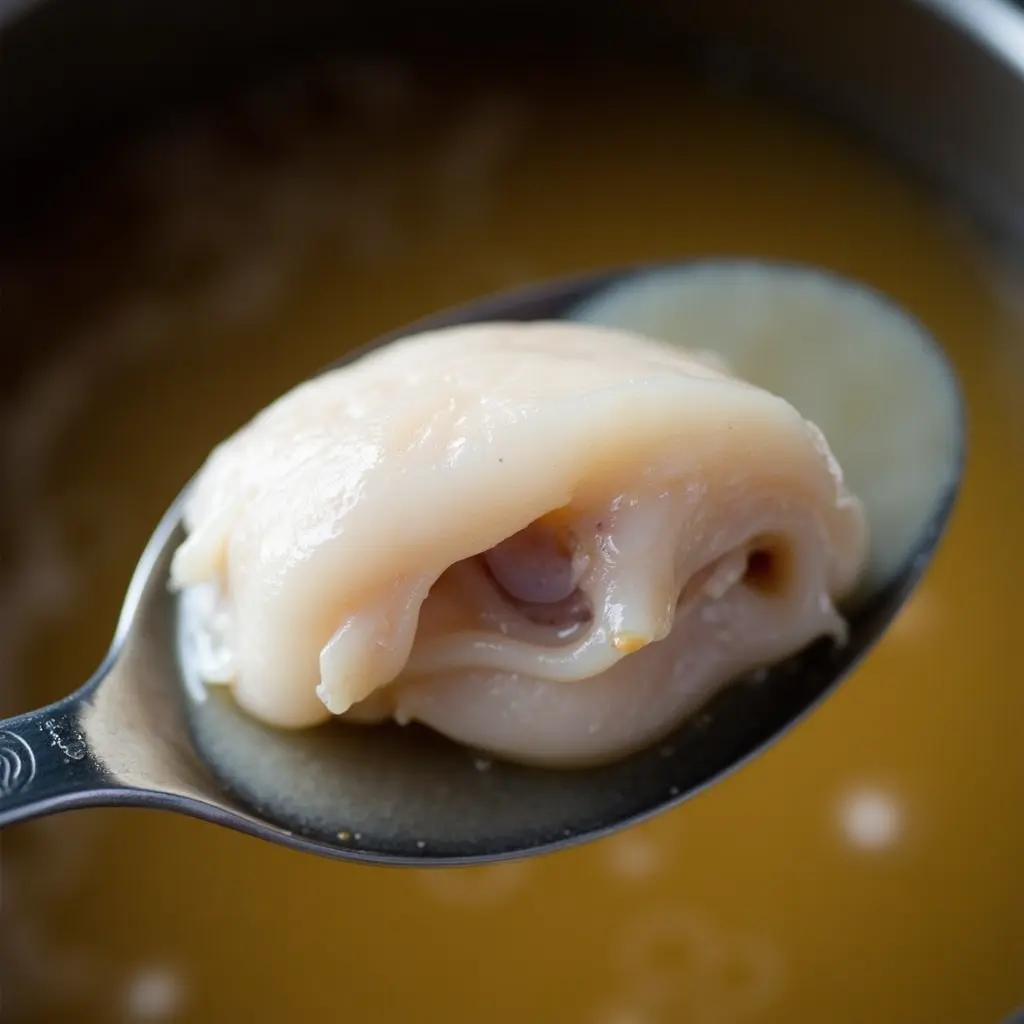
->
0;261;964;866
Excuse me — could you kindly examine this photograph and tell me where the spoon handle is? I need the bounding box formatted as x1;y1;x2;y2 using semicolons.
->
0;695;113;828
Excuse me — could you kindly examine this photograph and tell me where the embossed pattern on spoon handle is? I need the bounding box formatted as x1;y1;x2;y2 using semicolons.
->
0;695;112;827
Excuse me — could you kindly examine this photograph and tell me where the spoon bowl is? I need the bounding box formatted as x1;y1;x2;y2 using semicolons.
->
0;261;964;866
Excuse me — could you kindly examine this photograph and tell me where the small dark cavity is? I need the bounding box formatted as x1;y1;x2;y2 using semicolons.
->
743;538;791;596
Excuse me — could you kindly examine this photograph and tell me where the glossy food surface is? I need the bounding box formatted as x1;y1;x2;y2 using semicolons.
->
173;319;865;765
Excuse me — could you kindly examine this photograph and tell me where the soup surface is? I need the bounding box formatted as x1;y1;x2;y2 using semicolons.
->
2;55;1023;1023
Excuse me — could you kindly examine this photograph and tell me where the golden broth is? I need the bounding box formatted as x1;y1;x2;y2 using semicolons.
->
2;57;1023;1023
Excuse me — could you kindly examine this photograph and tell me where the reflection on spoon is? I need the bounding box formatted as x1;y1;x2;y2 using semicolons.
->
0;260;963;866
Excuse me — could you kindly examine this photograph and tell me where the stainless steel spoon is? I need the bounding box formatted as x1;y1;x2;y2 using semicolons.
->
0;261;964;866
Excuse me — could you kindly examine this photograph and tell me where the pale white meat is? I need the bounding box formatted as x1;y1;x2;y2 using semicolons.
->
171;320;867;766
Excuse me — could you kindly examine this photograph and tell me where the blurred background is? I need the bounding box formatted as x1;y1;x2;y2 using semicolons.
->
1;0;1022;1020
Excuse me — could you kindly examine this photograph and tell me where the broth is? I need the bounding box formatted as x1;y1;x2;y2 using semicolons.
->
2;56;1023;1023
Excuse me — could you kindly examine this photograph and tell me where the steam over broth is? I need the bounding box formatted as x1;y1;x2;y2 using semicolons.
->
2;56;1022;1024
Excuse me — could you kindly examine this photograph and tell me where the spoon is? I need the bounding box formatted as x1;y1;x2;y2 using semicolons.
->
0;260;964;866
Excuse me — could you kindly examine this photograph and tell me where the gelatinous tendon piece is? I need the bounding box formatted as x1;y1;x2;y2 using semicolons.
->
171;320;866;766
